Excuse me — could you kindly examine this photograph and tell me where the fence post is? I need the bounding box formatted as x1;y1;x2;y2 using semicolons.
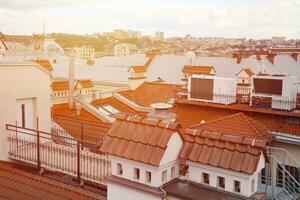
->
77;141;81;181
37;117;41;171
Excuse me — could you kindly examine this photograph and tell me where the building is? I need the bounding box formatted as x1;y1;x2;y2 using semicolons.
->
114;43;139;57
31;34;64;56
0;61;51;160
0;34;8;61
181;65;216;81
235;68;255;103
272;37;286;44
100;114;183;200
114;29;127;40
155;32;164;41
65;47;95;61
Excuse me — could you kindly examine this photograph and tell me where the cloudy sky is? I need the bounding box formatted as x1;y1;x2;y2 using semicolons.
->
0;0;299;39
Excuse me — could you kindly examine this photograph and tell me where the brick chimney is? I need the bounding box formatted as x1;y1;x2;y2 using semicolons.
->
291;53;298;62
233;53;242;64
267;53;276;64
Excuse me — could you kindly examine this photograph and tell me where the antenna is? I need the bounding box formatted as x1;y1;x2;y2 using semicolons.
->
43;21;46;37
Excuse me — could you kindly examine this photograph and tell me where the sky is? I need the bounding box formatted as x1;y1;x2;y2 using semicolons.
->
0;0;299;39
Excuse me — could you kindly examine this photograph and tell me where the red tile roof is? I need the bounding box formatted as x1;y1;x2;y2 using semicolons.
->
119;82;184;107
100;114;180;166
52;103;111;143
77;79;94;88
190;112;271;140
128;65;147;73
180;127;267;174
33;59;54;71
52;80;69;91
182;66;216;75
236;68;255;77
0;161;105;200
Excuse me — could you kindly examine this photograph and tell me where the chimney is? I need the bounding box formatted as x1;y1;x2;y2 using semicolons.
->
267;53;276;64
68;57;75;110
291;53;298;62
256;52;261;61
233;53;242;64
75;103;82;116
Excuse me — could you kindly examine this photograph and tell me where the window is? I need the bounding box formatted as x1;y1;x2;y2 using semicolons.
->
145;171;151;183
133;168;140;180
234;180;241;193
202;173;210;184
162;170;167;183
218;176;225;189
251;179;255;193
171;167;176;179
21;104;26;128
117;163;123;175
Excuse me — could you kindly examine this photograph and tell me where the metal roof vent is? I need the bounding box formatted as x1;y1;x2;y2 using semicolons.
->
147;103;176;122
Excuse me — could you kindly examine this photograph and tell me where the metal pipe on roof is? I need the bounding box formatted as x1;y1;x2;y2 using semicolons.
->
68;56;75;110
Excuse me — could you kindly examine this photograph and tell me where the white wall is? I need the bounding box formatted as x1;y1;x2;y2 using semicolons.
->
187;153;265;197
0;63;51;160
108;182;162;200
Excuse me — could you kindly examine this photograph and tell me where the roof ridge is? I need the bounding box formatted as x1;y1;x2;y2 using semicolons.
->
241;113;264;139
107;135;166;149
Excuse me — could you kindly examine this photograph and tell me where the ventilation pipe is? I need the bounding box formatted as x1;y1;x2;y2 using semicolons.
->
68;57;75;110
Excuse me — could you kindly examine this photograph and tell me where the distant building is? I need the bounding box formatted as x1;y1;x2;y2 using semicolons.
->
114;43;139;57
31;35;64;55
114;29;127;40
272;37;286;44
65;47;95;61
5;41;27;52
155;31;164;41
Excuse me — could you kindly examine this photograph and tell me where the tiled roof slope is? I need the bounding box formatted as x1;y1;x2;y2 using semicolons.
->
128;65;147;73
52;80;69;91
100;114;180;166
77;79;94;88
33;60;54;72
190;112;271;140
0;161;105;200
182;65;216;75
180;128;267;174
119;82;184;107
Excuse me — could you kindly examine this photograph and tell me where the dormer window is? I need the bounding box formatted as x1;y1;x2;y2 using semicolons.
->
234;180;241;193
117;163;123;175
218;176;225;189
133;168;140;180
145;171;151;183
202;173;209;184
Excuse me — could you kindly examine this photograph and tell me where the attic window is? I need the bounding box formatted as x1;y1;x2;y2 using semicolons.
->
202;173;209;184
133;168;140;180
145;171;151;183
117;163;123;175
234;180;241;193
218;176;225;189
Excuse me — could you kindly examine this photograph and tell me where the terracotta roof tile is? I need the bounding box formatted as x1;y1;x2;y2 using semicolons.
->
33;59;53;71
180;113;268;175
128;65;147;73
52;80;69;91
100;115;179;166
182;65;216;75
119;82;184;107
76;79;94;88
191;112;271;140
0;161;105;200
236;68;255;76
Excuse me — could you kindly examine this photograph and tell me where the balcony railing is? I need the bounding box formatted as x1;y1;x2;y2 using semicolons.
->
6;123;111;184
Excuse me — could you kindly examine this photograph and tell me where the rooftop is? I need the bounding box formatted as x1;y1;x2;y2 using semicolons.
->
0;161;106;200
100;114;180;166
180;114;268;174
182;65;216;75
33;59;54;72
119;82;184;107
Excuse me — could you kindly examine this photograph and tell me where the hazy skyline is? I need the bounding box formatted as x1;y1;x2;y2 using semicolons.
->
0;0;299;39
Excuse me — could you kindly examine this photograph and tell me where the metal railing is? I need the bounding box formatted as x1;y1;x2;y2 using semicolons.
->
259;147;300;200
6;123;111;184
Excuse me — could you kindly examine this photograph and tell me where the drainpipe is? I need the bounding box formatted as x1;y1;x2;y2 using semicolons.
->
68;56;75;110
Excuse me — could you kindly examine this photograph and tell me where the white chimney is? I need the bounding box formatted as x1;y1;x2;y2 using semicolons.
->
68;57;75;110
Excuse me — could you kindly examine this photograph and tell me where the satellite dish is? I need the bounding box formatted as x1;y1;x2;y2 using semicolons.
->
150;103;173;110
